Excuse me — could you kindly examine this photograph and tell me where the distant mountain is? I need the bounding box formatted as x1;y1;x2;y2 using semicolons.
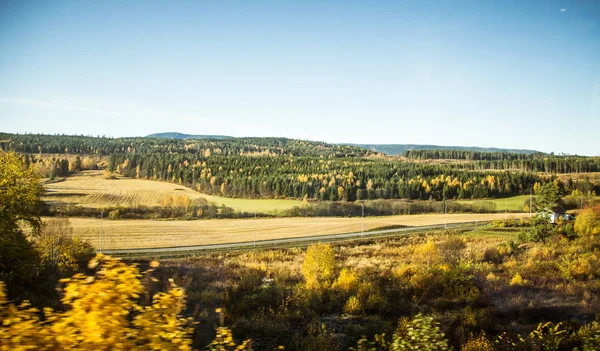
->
344;144;540;156
146;132;233;140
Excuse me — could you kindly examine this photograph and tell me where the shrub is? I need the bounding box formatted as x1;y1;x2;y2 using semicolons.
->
461;332;493;351
344;295;362;315
108;209;120;220
486;272;497;281
559;253;600;280
35;217;94;276
357;281;388;314
491;220;506;228
332;268;359;296
391;313;450;350
438;237;465;264
510;273;528;286
103;168;116;179
412;240;439;264
575;321;600;351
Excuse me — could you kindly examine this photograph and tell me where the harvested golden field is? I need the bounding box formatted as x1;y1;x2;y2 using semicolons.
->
43;170;301;212
63;212;526;250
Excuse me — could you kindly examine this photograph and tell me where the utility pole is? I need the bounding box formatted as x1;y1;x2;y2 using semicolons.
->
254;210;257;247
505;198;507;221
444;200;447;229
100;209;103;253
361;203;364;236
530;194;532;217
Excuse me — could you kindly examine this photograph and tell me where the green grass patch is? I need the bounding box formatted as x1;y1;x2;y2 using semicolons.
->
456;195;534;212
195;193;302;213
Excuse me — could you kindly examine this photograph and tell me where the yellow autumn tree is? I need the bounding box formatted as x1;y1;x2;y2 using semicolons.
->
575;205;600;236
332;268;359;295
302;243;336;290
0;151;43;290
0;152;42;230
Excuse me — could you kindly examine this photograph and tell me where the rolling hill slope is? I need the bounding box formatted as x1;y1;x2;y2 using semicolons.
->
146;132;233;140
345;143;539;156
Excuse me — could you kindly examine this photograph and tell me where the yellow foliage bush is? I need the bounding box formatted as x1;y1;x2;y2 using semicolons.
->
559;253;600;280
0;255;251;351
575;205;600;236
392;263;415;280
510;273;528;286
461;332;494;351
343;295;361;315
412;240;439;264
332;268;359;295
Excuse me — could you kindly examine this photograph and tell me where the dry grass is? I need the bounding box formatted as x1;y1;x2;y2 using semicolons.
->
63;212;526;250
43;170;302;212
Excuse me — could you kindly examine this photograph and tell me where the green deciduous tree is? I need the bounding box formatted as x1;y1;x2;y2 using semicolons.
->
35;217;95;277
524;214;556;244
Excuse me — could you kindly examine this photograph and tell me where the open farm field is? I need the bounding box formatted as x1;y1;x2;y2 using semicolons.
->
63;212;526;250
456;194;533;212
42;170;302;213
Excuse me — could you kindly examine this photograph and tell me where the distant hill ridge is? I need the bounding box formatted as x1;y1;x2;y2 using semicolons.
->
345;144;539;156
146;132;539;155
146;132;233;140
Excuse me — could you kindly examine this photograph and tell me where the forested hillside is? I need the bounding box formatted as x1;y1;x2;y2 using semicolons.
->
0;133;369;158
2;133;598;201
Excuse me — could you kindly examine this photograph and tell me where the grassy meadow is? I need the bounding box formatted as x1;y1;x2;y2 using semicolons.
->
64;212;526;250
456;194;533;212
43;170;302;213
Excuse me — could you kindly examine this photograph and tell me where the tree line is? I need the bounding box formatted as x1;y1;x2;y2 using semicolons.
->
404;149;600;173
403;149;545;161
0;132;369;158
5;133;600;201
107;152;542;201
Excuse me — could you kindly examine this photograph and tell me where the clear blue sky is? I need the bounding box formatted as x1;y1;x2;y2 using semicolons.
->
1;1;598;155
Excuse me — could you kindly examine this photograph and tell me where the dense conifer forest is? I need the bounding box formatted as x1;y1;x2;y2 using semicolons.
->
2;133;598;201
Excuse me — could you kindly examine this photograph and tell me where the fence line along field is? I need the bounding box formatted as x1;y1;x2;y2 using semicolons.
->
63;213;526;250
43;170;302;213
